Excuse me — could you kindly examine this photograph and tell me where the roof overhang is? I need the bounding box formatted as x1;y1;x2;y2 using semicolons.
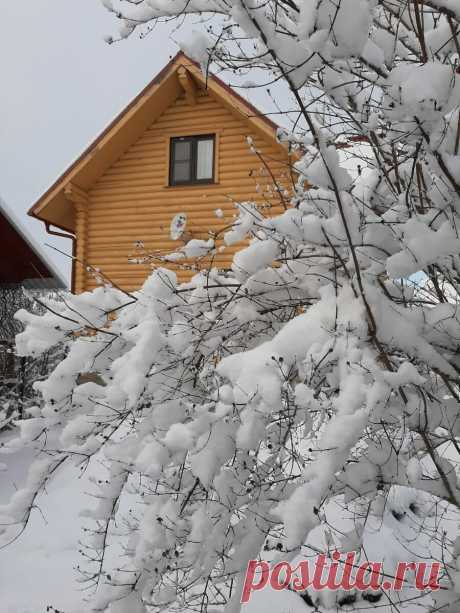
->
28;52;284;233
0;201;66;289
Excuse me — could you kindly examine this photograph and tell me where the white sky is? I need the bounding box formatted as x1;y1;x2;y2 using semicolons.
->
0;0;181;285
0;1;295;288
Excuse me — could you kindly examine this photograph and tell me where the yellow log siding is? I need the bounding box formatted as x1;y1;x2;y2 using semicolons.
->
64;184;90;295
83;89;291;292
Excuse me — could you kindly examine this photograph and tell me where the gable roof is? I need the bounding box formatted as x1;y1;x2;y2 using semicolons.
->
28;51;283;233
0;197;66;289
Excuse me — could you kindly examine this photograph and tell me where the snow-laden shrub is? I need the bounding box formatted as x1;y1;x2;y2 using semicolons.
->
2;1;460;612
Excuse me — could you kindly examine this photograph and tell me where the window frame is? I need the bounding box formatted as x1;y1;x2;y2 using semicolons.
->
169;134;216;187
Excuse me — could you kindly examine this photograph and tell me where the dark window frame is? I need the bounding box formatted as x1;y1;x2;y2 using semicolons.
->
169;134;216;186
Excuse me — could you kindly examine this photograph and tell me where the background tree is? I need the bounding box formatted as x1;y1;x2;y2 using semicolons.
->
0;287;61;428
2;1;460;612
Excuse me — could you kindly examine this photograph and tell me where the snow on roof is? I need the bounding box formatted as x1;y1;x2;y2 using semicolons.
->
0;196;66;289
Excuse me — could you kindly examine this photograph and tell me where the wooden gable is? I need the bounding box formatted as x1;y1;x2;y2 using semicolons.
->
29;52;293;292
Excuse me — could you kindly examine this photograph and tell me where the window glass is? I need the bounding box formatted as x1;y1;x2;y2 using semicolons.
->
172;139;192;184
196;138;214;180
174;140;192;162
173;160;191;183
170;135;215;185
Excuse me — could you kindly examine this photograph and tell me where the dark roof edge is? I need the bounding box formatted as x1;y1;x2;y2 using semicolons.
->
1;197;67;289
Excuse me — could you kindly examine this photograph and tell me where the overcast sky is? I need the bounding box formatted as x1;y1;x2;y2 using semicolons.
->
0;0;182;285
0;1;294;288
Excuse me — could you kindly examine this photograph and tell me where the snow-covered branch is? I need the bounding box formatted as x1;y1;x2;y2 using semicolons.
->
2;1;460;611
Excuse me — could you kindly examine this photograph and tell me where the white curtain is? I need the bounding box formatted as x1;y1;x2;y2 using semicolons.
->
196;139;214;180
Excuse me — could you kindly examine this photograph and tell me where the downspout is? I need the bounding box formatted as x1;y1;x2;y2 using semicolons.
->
44;222;76;294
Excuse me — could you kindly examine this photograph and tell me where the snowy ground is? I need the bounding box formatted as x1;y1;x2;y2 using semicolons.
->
0;436;452;613
0;446;296;613
0;443;88;613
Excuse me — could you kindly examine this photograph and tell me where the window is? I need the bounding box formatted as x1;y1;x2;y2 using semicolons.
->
170;134;215;186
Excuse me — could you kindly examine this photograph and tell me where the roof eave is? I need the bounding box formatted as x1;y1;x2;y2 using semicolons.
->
0;199;68;289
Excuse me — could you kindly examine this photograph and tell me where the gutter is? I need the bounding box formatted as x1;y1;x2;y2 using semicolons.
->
43;221;76;294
